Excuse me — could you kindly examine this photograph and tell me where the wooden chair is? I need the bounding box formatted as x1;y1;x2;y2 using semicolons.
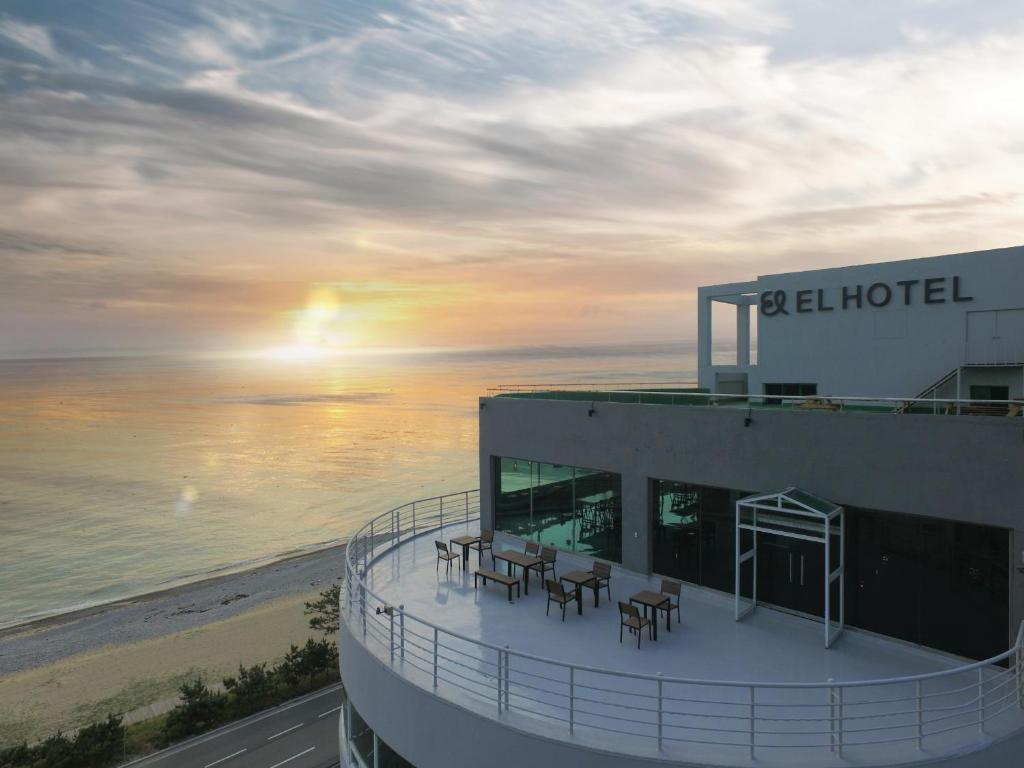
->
546;579;575;621
592;561;612;600
525;540;540;556
435;541;459;575
529;546;557;582
660;579;682;622
618;602;651;648
469;529;494;565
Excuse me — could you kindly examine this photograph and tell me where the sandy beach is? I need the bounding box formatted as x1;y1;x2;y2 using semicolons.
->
0;545;345;747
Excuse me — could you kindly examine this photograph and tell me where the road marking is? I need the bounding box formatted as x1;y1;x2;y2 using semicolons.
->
317;705;342;718
267;723;304;741
203;749;246;768
118;683;342;766
268;746;315;768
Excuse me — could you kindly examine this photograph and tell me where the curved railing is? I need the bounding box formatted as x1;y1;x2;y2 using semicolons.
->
343;490;1024;763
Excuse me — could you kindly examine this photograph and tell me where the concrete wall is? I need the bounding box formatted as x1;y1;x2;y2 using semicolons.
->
698;245;1024;398
478;396;1024;643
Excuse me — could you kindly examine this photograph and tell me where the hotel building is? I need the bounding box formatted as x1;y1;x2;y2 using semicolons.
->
339;245;1024;767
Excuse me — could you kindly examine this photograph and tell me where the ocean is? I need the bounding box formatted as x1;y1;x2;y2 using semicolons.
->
0;343;695;628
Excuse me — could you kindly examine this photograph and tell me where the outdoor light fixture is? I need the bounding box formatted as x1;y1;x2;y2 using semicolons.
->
588;405;596;417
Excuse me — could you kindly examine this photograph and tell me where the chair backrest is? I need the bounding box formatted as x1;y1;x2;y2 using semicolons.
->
481;529;494;543
434;541;447;554
661;579;681;597
593;561;611;579
618;601;638;620
546;579;564;598
525;541;540;555
541;546;557;563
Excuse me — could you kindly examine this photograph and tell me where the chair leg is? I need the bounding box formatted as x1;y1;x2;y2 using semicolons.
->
619;623;623;643
637;627;641;649
562;603;566;622
546;599;551;616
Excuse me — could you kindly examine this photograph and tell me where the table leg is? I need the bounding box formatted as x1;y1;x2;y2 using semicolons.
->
592;581;599;608
664;599;671;633
523;566;529;596
576;584;583;615
462;543;470;571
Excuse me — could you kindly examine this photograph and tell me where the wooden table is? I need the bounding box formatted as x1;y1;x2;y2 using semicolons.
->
560;570;598;615
450;535;480;572
493;550;542;595
630;590;671;640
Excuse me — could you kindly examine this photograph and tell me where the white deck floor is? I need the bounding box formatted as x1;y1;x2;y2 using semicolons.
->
351;523;1023;766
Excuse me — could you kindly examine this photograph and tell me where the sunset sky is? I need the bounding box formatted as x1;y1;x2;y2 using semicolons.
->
1;0;1022;358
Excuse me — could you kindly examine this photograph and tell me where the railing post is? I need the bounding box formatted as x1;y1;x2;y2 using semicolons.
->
657;673;664;751
748;686;755;760
504;645;510;710
412;501;417;537
432;627;438;688
828;679;836;753
569;667;575;735
440;496;444;530
497;648;503;714
360;584;366;642
1017;645;1023;709
389;606;395;665
978;668;985;734
916;679;923;749
399;604;405;661
465;490;470;524
838;685;844;756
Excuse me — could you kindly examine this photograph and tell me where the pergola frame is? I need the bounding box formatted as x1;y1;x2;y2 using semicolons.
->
734;487;845;648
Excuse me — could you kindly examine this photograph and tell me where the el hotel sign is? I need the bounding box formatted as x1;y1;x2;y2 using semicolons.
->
760;276;973;317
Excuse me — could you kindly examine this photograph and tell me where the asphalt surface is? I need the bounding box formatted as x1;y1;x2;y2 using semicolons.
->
121;684;343;768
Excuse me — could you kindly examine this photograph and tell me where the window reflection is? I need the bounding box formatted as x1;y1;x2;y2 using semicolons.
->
494;457;622;562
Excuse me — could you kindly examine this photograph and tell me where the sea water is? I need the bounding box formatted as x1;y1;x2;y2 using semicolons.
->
0;344;695;628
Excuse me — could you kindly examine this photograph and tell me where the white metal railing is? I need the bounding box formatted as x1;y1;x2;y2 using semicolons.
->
488;386;1023;416
343;491;1024;762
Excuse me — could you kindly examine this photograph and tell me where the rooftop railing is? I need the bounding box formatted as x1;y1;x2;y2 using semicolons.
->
488;386;1024;417
343;490;1024;764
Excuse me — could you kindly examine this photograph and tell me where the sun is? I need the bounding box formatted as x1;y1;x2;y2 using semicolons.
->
259;286;360;362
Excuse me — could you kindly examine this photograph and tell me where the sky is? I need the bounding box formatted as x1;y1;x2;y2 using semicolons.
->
1;0;1022;358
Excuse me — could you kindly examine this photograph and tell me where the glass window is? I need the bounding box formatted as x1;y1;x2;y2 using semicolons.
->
493;457;622;562
349;702;374;766
378;738;416;768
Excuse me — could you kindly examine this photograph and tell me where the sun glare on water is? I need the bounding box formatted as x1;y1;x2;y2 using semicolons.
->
260;286;358;363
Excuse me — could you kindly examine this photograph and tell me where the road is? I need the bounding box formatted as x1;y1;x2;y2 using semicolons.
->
121;684;343;768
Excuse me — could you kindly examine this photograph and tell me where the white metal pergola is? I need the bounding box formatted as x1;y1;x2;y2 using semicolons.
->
734;487;845;648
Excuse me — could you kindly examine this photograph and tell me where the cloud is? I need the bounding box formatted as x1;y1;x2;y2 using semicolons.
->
0;0;1023;355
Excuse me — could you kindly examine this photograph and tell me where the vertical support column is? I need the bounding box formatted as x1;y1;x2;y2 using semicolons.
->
748;686;755;760
734;501;741;620
824;523;831;648
569;667;575;735
698;293;713;384
432;627;438;688
657;673;664;751
504;645;510;710
916;679;924;749
978;668;985;733
737;303;751;367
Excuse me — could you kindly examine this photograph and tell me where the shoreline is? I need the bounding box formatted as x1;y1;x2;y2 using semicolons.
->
0;540;349;639
0;542;348;746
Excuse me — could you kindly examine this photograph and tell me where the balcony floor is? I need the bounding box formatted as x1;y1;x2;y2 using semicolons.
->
353;522;1021;766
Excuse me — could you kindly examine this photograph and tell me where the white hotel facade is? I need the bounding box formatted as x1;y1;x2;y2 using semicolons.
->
339;245;1024;767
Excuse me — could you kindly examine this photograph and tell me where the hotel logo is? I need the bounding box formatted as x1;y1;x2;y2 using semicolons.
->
760;276;973;317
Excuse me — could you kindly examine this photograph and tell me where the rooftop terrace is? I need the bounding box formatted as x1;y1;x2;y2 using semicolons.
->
344;492;1024;767
490;384;1024;417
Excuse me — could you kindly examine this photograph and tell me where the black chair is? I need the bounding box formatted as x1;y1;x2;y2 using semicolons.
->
529;546;557;582
435;541;459;575
546;579;576;621
469;529;494;565
592;561;612;600
660;578;682;622
618;602;652;648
